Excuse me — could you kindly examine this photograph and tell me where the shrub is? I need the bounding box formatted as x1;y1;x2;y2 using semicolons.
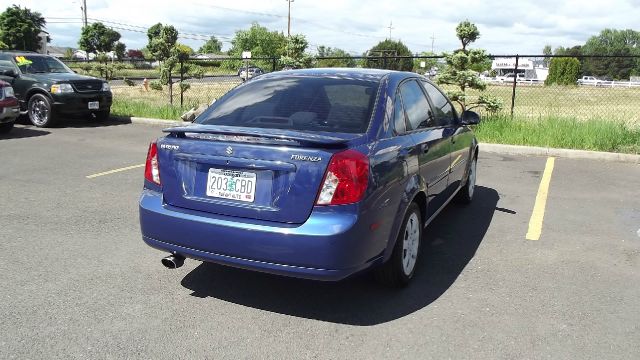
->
149;80;163;91
545;58;581;86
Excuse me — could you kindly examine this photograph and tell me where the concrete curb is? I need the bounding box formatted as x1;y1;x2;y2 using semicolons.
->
111;116;184;127
111;116;640;164
480;143;640;164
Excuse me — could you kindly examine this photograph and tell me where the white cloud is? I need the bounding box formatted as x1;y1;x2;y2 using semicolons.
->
3;0;638;54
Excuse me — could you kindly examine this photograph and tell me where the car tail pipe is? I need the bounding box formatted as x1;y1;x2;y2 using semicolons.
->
161;253;185;269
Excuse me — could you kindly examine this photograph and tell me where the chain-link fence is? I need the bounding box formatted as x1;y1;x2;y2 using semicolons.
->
64;55;640;124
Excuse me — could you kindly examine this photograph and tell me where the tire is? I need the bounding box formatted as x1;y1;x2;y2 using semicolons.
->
28;93;55;127
455;155;477;204
374;203;422;287
0;121;14;133
94;110;110;122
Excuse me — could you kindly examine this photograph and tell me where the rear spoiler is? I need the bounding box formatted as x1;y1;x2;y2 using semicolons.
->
163;125;356;147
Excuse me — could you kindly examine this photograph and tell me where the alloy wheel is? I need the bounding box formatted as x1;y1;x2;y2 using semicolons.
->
401;212;420;275
30;99;49;126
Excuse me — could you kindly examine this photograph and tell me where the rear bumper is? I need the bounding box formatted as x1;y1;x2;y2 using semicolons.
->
0;105;19;123
0;98;19;123
139;189;383;281
52;92;112;114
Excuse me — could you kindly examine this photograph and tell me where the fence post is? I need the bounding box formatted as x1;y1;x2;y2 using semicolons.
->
510;55;519;118
272;57;277;72
179;59;184;108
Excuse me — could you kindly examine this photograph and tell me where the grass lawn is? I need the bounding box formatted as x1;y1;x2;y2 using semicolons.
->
451;84;640;127
476;116;640;154
110;81;640;154
111;80;241;110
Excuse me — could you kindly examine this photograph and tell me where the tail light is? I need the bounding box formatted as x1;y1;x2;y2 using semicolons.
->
144;141;161;185
316;149;369;205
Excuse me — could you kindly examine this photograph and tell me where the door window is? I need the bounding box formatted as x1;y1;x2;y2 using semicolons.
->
398;80;434;131
421;81;457;127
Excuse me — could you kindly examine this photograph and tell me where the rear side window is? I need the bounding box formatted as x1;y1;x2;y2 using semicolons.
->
393;93;407;135
421;81;457;126
197;76;379;133
398;80;434;131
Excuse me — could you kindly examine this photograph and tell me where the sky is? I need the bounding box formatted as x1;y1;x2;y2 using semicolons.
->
4;0;640;55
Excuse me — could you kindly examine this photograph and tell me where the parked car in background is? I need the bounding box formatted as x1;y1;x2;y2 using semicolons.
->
0;51;112;127
238;66;264;81
498;72;525;83
0;80;19;133
139;68;481;287
577;76;602;86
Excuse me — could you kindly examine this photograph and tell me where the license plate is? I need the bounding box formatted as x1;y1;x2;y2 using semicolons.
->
88;101;99;110
206;168;256;202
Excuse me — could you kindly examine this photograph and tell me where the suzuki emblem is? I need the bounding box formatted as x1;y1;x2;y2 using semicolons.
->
226;146;233;155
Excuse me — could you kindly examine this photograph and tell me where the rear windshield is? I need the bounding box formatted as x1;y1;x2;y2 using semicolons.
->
197;76;380;133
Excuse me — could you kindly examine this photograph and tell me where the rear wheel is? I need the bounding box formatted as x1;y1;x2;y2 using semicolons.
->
28;94;55;127
455;155;477;204
0;121;14;133
374;203;422;287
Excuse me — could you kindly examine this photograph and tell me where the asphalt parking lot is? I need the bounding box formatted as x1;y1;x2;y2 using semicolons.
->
1;119;639;359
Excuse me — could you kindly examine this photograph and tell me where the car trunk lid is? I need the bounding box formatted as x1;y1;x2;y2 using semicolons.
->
157;125;359;224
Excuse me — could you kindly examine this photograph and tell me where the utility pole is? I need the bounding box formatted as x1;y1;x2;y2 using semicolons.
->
81;0;87;27
286;0;294;37
430;33;436;53
387;21;394;39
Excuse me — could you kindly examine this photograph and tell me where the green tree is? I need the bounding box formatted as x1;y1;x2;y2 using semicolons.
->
146;23;180;104
198;36;222;54
226;22;287;70
63;48;74;59
146;23;178;61
582;29;640;79
545;57;581;85
78;22;121;54
364;39;413;71
228;23;286;58
436;20;502;113
0;5;47;51
280;34;313;68
542;44;552;67
413;51;438;74
316;46;356;67
0;40;7;50
174;43;198;107
114;42;126;60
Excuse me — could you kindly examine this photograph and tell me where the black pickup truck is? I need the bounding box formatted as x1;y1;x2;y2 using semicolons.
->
0;51;112;127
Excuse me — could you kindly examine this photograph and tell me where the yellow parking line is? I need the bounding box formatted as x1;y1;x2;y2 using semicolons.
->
526;157;556;241
86;164;145;179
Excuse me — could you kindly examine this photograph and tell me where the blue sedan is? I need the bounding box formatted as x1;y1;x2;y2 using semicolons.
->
139;68;480;286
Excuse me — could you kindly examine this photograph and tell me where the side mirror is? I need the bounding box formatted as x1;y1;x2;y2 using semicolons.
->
461;110;481;125
2;69;17;77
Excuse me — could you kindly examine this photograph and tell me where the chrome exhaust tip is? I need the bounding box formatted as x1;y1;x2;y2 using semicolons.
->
161;254;185;269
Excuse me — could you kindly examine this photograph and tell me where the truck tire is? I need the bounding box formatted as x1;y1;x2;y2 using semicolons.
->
28;94;56;127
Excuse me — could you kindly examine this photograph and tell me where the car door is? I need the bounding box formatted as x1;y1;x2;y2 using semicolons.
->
370;89;420;250
398;79;451;220
421;80;473;191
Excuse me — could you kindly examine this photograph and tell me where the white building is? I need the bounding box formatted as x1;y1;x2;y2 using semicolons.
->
492;57;548;81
